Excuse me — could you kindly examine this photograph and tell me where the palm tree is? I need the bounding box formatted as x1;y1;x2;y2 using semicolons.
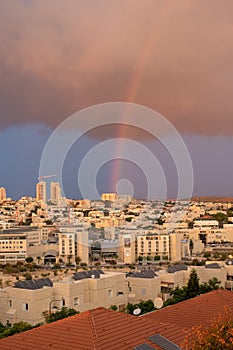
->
75;256;81;265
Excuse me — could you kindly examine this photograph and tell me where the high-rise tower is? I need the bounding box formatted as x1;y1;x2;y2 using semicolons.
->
50;182;61;204
36;181;46;202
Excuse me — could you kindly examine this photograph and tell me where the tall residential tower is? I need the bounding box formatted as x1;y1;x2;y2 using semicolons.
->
36;181;46;202
50;182;61;204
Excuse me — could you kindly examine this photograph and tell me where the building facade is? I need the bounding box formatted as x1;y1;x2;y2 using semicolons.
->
50;182;61;204
0;187;6;201
36;181;46;202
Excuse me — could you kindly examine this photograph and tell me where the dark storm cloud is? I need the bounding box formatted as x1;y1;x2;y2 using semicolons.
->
0;0;233;135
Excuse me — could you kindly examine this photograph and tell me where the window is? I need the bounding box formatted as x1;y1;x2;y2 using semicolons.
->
117;291;124;295
9;300;12;307
74;297;79;306
61;298;65;307
22;303;29;311
108;289;113;298
141;288;146;296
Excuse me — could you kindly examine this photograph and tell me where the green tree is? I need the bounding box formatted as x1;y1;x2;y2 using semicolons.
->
163;286;188;306
25;257;33;263
43;307;79;323
199;277;221;294
187;269;199;298
23;272;32;280
137;300;155;314
123;300;155;315
189;239;194;254
154;255;160;261
212;213;228;228
164;271;221;307
109;305;118;311
0;321;33;339
75;256;82;265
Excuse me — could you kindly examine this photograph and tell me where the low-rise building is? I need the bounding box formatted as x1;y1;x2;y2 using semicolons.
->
126;270;161;303
0;271;128;325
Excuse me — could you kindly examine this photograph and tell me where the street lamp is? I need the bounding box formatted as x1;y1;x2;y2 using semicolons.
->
49;298;64;316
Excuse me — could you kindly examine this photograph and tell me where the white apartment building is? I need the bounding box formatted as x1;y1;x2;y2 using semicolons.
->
58;225;89;264
0;271;128;325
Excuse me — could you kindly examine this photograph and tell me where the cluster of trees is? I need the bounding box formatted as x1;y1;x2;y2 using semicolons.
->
137;255;168;262
110;300;155;315
123;299;155;315
0;307;79;339
0;261;41;275
0;321;36;339
42;307;79;323
164;269;221;307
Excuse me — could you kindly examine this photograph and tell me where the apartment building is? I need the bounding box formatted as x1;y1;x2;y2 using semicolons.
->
136;234;170;261
126;270;161;303
169;233;192;262
0;226;57;263
0;271;128;325
50;182;61;204
0;230;27;262
118;231;170;263
36;181;46;202
58;225;89;264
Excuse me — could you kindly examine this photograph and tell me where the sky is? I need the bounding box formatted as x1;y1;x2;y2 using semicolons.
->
0;0;233;200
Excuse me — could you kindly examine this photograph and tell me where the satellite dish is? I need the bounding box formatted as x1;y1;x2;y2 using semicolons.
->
154;297;163;309
133;308;141;315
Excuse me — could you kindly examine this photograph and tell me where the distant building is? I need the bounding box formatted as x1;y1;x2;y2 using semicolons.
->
36;181;46;202
0;230;27;262
136;233;170;261
50;182;61;204
193;219;219;228
101;193;117;201
58;225;89;264
118;231;170;264
0;187;6;201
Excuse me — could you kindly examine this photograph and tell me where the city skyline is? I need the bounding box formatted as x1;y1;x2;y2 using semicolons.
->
1;1;233;199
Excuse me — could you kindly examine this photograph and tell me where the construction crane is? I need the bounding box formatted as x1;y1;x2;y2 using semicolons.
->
38;174;57;182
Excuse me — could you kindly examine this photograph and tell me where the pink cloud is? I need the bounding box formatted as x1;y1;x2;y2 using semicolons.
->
0;0;233;135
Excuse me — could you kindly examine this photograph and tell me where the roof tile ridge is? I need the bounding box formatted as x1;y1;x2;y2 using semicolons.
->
89;310;101;350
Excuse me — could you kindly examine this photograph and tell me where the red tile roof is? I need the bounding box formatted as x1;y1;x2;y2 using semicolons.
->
143;289;233;329
0;289;232;350
0;307;184;350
